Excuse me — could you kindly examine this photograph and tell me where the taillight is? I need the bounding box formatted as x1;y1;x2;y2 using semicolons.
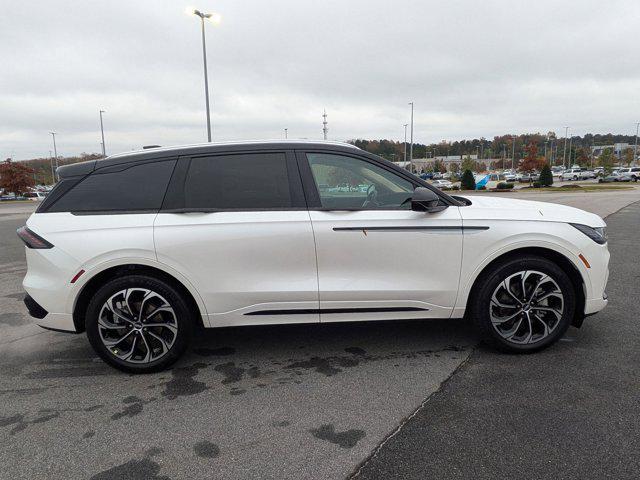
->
16;226;53;249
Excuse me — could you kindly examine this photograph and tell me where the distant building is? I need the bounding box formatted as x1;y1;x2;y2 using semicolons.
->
591;143;631;158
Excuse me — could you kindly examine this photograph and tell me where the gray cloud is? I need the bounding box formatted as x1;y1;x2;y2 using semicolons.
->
1;0;639;159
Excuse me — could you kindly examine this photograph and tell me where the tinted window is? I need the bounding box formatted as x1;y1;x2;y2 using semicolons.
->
48;160;176;213
306;153;414;209
183;153;292;209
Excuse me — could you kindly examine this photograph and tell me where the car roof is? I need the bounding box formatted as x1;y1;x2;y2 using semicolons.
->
56;140;361;179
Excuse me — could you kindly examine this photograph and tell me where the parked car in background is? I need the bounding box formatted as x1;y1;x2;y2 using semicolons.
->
598;172;632;183
551;166;565;178
24;191;48;201
18;140;610;372
432;172;443;180
617;167;640;182
519;172;540;183
432;179;454;190
561;168;590;181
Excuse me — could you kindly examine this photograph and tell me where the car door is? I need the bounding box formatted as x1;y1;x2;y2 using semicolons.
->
298;150;463;322
154;150;319;327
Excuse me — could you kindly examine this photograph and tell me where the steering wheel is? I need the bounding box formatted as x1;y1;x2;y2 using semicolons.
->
362;184;379;208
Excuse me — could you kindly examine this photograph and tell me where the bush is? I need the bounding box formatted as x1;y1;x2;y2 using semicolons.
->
497;182;514;190
460;169;476;190
477;185;486;190
532;182;542;188
539;164;553;187
450;185;460;191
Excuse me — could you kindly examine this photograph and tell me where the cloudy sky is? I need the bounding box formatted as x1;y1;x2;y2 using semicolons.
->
2;0;639;160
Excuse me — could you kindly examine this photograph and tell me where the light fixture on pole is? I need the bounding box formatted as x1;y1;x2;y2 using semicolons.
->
187;7;221;142
99;110;106;156
284;128;288;139
49;132;59;182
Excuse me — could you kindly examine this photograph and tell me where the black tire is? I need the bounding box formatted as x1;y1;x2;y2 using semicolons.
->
469;255;576;353
85;275;194;373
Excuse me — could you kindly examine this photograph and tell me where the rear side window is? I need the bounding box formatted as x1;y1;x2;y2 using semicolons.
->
183;153;292;210
46;160;176;213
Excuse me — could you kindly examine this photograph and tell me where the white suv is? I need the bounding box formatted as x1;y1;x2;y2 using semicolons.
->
616;167;640;181
19;141;610;372
561;168;589;181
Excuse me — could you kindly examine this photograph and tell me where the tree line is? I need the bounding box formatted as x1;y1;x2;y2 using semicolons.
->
349;132;638;163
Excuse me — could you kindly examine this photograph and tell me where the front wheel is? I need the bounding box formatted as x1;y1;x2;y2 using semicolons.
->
85;275;194;373
470;256;575;353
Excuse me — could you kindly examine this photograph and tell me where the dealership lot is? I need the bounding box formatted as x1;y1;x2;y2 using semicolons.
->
1;188;639;479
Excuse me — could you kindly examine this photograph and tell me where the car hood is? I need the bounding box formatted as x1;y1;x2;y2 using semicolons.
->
456;195;605;227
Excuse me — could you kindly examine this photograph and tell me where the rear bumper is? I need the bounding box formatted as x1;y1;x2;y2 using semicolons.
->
24;294;77;332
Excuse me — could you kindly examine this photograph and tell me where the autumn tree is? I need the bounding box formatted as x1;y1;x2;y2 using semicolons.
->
433;159;446;173
624;149;634;166
0;159;35;195
574;147;591;168
519;142;544;174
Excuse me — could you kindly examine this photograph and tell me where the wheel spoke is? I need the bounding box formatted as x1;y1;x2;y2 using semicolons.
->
103;329;134;347
501;279;521;305
491;309;523;325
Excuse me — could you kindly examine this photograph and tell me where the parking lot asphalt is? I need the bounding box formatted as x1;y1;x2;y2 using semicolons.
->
1;190;639;479
354;200;640;480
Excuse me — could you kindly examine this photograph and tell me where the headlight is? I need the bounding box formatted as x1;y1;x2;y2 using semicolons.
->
570;223;607;244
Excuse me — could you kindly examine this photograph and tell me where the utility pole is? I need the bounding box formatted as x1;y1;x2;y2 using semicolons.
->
403;124;408;164
99;110;106;156
408;102;414;172
634;122;639;166
188;9;220;142
568;134;573;167
511;136;516;170
544;140;548;162
49;150;55;184
284;128;288;139
49;132;59;182
322;110;328;140
562;126;569;168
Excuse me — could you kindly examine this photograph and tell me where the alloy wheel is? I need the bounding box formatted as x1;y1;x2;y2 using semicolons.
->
489;270;564;345
97;288;178;363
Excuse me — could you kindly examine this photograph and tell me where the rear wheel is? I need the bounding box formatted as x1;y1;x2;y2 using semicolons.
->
85;275;193;373
470;256;575;353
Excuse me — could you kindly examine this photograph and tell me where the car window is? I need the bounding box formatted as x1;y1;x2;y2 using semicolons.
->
184;152;292;210
47;160;176;213
306;153;414;210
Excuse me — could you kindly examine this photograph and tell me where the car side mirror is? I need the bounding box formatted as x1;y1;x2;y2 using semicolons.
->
411;187;447;213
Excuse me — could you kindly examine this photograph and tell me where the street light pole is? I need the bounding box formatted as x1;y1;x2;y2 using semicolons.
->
284;128;288;139
99;110;106;156
190;9;220;142
511;136;516;170
562;126;569;168
408;102;414;172
49;150;55;185
403;124;408;164
49;132;58;182
634;122;639;166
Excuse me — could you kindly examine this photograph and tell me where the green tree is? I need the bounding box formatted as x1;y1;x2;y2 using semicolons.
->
460;169;476;190
539;163;553;187
461;155;476;173
598;148;615;174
